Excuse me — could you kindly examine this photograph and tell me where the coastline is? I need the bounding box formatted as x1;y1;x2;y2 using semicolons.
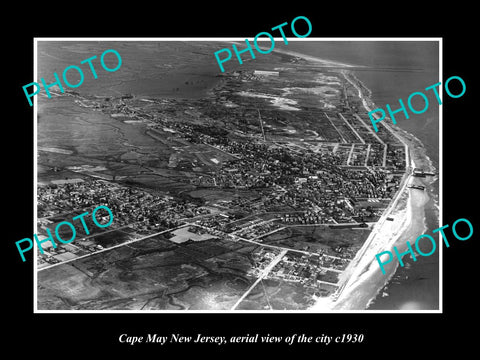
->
310;69;437;311
271;47;357;68
249;42;359;69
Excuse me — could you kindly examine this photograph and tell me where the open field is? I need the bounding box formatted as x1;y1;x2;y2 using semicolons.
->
37;236;261;310
236;278;316;310
261;225;371;259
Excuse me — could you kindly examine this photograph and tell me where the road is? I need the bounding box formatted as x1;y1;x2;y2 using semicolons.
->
194;220;345;272
331;120;412;304
324;112;347;143
37;225;184;272
231;249;288;310
339;112;365;144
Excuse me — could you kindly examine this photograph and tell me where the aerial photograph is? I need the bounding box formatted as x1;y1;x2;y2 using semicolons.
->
35;39;440;311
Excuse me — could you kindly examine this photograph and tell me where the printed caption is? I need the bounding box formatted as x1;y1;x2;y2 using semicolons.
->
119;333;365;346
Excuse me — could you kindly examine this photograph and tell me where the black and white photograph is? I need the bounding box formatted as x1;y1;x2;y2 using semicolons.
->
34;39;440;312
5;7;477;356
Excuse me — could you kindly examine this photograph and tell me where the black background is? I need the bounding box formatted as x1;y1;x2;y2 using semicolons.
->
4;5;477;356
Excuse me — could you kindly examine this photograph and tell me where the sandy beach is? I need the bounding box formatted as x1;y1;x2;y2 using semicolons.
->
255;46;439;311
270;47;357;68
307;69;437;311
259;48;436;311
233;41;358;69
329;170;430;310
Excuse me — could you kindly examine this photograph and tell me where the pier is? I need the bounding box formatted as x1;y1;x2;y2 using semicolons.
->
412;168;436;177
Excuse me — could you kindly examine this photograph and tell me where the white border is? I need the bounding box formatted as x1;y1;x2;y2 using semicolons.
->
33;37;442;314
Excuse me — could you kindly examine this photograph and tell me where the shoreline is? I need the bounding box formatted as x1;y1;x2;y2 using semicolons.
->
310;68;437;311
245;41;359;69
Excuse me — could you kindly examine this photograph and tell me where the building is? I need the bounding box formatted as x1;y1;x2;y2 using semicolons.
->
254;70;279;77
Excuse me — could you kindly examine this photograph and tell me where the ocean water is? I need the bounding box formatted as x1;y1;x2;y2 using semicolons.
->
285;41;440;310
